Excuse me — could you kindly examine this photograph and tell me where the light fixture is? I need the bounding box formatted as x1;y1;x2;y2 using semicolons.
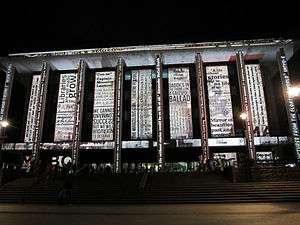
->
288;86;300;98
0;120;9;128
240;112;247;120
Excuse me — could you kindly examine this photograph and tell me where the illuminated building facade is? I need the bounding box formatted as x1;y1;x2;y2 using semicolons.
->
0;39;299;172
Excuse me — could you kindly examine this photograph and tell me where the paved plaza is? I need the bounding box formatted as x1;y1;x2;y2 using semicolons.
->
0;202;300;225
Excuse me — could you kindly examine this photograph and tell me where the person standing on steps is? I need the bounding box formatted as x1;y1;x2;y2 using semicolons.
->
63;174;73;205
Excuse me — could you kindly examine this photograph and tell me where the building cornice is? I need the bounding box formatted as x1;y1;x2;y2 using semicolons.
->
8;39;291;58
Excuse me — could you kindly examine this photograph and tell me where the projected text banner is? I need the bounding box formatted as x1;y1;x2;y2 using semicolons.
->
131;69;152;139
206;65;234;137
24;75;41;142
92;71;115;141
54;73;78;142
245;64;268;136
168;67;193;139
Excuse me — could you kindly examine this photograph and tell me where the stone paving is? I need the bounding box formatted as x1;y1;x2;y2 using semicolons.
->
0;202;299;225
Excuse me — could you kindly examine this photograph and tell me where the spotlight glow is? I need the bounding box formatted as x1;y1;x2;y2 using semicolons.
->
0;120;9;128
288;86;300;98
240;112;247;120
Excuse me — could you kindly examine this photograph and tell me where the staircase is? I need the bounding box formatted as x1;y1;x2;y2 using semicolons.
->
7;174;143;204
142;172;300;203
25;179;64;203
71;174;143;204
0;177;37;203
1;172;300;204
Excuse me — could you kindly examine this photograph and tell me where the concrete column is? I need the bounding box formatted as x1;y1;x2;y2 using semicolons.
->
32;61;50;163
0;64;15;167
236;52;256;162
195;53;209;160
0;64;15;133
71;59;86;166
113;58;124;173
155;55;165;171
277;48;300;159
0;65;15;185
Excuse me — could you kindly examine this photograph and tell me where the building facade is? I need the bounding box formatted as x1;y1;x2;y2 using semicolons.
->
0;39;299;172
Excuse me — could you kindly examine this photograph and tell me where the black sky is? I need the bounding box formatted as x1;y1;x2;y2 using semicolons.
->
1;2;299;56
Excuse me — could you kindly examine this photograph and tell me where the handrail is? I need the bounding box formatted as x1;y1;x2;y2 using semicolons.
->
74;164;89;176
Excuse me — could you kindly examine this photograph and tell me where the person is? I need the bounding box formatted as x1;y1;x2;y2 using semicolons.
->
92;163;97;173
66;161;73;176
52;164;58;181
89;164;94;176
46;164;53;183
198;155;203;172
105;165;111;175
208;158;215;171
57;185;66;205
63;176;73;204
220;156;225;172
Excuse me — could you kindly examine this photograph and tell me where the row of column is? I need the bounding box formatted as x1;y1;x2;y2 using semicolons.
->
0;48;299;172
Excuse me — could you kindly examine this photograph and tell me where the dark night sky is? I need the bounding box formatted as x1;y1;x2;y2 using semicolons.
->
1;2;299;56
